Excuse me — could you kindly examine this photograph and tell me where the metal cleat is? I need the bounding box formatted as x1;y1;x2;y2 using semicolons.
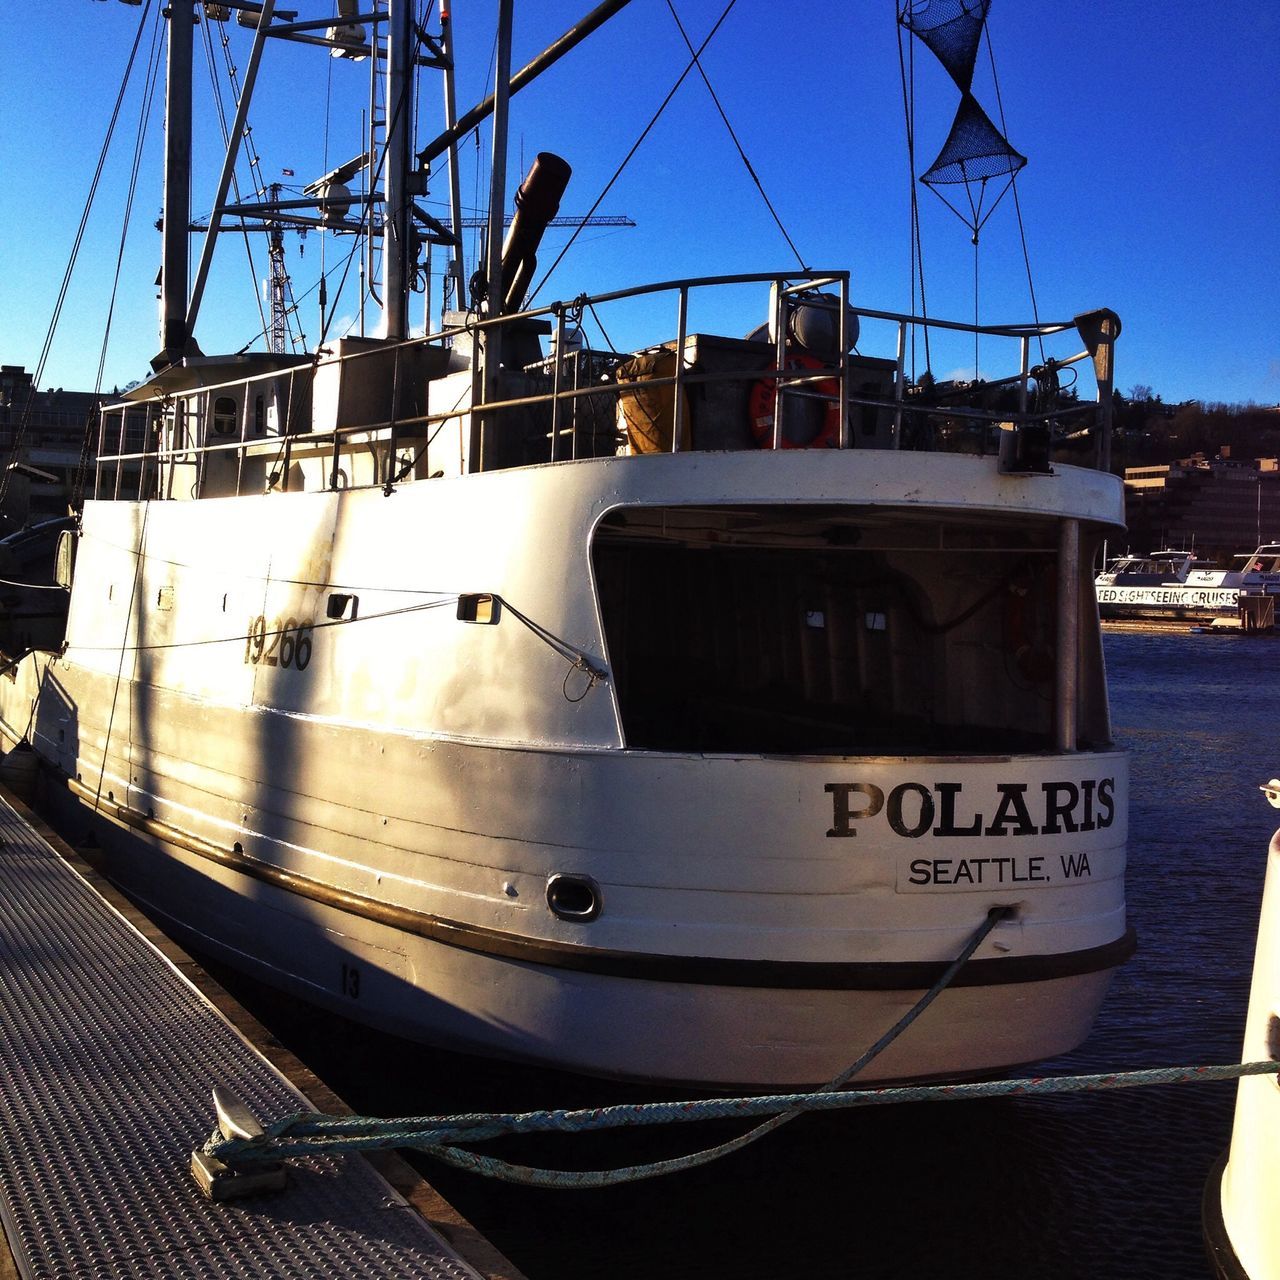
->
190;1085;288;1201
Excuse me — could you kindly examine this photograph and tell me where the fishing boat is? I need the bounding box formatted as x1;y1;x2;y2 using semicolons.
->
0;1;1134;1087
1095;544;1280;625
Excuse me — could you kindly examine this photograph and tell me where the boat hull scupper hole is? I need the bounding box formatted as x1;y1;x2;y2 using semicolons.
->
547;874;603;923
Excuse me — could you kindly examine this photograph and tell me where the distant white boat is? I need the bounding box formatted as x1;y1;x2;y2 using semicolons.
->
1095;545;1280;623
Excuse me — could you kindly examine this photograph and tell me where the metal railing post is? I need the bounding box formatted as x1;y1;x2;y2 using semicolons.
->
279;370;297;491
384;345;402;489
236;393;248;497
329;427;342;491
1055;517;1080;752
837;275;849;449
550;307;566;462
139;405;154;500
94;410;106;499
113;405;127;500
194;391;210;498
893;320;906;448
772;280;788;449
671;286;688;452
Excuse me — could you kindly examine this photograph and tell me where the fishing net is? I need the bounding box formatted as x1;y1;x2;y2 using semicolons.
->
921;92;1026;186
898;0;992;91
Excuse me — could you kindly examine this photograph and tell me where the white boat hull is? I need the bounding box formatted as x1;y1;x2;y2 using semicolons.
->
1096;583;1243;620
57;796;1120;1086
0;451;1131;1086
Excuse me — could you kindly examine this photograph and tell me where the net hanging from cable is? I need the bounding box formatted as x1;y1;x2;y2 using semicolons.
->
898;0;991;91
897;0;1043;378
920;91;1025;237
899;0;1026;239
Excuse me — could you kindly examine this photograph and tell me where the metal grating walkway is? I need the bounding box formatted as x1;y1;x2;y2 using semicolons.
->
0;796;484;1279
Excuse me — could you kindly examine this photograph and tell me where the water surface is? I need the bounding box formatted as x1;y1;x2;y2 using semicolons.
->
209;630;1278;1278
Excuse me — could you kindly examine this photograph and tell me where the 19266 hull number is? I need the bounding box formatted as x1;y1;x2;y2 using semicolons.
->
244;615;314;669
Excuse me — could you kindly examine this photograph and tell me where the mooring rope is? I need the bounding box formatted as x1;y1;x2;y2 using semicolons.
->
200;902;1280;1191
207;906;1010;1187
205;1057;1280;1192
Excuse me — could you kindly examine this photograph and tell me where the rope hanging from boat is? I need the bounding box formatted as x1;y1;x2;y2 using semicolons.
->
528;0;742;307
202;907;1010;1189
202;1055;1280;1192
982;22;1045;367
61;583;607;697
93;501;150;815
2;0;157;517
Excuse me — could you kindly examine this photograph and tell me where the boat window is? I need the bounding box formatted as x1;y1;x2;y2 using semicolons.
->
594;507;1110;756
254;393;265;434
211;395;238;436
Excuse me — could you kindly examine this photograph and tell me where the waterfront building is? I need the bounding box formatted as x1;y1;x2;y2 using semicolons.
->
0;365;99;527
1121;455;1280;560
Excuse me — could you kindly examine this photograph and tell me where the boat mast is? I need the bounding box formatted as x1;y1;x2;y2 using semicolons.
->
439;3;466;320
485;0;514;321
157;1;194;369
471;0;512;472
380;0;414;341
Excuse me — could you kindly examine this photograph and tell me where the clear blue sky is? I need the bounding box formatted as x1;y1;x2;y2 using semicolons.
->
2;1;1276;405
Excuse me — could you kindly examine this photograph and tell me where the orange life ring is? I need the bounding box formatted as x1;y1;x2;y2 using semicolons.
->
748;353;841;449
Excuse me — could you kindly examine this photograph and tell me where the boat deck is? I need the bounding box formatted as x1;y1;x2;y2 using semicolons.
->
0;791;496;1279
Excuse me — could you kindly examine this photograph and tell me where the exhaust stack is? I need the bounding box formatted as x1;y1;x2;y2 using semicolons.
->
499;153;571;314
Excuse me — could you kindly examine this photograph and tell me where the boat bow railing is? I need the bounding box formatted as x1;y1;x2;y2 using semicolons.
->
91;271;1118;500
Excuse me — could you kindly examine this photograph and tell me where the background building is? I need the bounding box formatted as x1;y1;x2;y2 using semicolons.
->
1121;455;1280;560
0;365;99;527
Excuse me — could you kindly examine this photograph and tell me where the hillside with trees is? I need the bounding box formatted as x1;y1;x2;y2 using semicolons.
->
1109;388;1280;472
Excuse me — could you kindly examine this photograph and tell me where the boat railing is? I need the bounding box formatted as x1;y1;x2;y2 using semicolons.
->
92;270;1119;500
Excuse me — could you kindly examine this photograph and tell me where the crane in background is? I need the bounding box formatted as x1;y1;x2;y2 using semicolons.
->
264;182;304;355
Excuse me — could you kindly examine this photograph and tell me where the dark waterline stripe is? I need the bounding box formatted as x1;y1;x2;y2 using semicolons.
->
66;775;1135;991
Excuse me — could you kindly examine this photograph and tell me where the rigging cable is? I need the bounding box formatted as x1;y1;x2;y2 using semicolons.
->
527;0;742;306
321;5;335;333
73;5;166;512
93;500;150;815
65;590;605;695
314;8;429;349
585;301;618;353
1;0;156;514
894;10;931;378
228;35;302;349
201;17;272;352
663;1;808;272
256;6;430;484
471;23;501;297
974;202;980;376
983;23;1045;366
